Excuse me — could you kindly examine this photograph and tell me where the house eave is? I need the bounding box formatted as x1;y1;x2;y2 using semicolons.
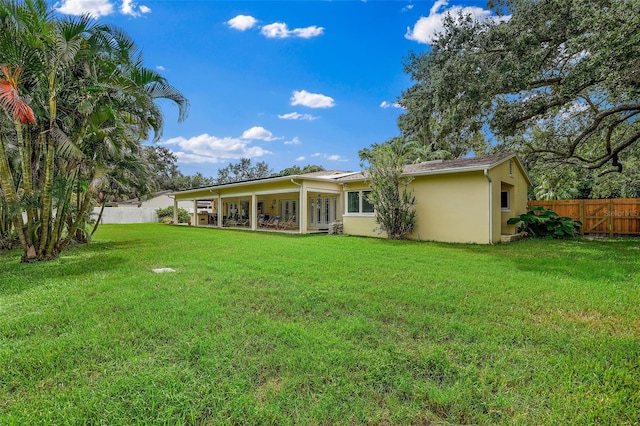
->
171;173;354;197
339;153;533;187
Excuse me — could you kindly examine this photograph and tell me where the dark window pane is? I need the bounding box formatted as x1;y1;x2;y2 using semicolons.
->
348;192;359;213
501;191;509;209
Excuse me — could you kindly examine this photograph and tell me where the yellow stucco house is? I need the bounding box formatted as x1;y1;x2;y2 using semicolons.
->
171;152;531;244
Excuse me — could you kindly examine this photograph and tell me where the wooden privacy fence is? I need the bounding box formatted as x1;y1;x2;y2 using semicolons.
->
528;198;640;236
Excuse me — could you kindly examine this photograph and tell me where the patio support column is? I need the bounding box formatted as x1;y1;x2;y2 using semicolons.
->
217;195;223;227
291;179;305;234
173;198;178;224
193;199;198;227
251;193;257;231
299;187;305;234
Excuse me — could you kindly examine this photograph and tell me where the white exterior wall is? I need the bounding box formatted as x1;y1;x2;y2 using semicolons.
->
94;195;197;224
92;207;158;224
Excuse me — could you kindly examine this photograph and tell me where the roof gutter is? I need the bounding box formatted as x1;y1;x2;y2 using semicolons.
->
484;169;493;244
402;164;496;177
341;164;503;183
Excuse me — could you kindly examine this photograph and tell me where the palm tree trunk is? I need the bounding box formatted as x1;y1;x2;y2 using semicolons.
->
0;135;31;257
57;186;93;254
15;120;35;246
38;134;55;257
91;196;108;237
38;78;58;257
46;167;78;257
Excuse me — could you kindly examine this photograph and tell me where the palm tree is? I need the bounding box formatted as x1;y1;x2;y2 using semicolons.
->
0;0;188;262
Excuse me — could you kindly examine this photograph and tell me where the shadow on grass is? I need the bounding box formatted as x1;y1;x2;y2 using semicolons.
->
0;240;135;297
458;237;640;282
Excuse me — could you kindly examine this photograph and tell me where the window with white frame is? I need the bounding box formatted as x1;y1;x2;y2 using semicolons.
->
501;190;510;210
347;190;374;214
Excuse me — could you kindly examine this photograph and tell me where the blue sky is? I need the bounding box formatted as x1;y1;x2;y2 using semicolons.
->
53;0;502;176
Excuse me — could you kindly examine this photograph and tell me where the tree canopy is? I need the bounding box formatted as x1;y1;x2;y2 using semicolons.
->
215;158;273;184
278;164;326;176
399;0;640;173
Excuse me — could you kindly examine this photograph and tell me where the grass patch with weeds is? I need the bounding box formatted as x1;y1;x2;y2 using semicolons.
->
1;224;639;424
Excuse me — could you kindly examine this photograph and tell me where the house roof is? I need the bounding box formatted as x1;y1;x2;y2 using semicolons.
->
171;170;357;195
337;152;532;185
172;152;530;196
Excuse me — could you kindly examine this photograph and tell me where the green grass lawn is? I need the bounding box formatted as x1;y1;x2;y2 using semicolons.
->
1;224;639;425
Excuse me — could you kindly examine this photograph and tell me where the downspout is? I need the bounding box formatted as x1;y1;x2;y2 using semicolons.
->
484;169;493;244
290;179;303;234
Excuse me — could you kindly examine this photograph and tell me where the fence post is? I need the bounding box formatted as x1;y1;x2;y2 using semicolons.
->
579;201;584;236
609;199;614;238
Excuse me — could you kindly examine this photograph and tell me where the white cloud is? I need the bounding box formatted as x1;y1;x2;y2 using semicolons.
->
310;152;347;162
326;154;347;162
261;22;288;38
296;156;306;162
278;112;319;121
241;126;279;141
241;126;282;141
405;0;508;45
284;137;302;145
156;65;165;71
121;0;150;17
162;134;271;164
380;101;403;109
292;26;324;38
56;0;150;17
291;90;335;109
402;4;414;12
227;15;258;31
261;22;324;39
56;0;114;17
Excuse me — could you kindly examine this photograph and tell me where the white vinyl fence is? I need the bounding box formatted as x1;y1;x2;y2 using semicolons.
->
92;207;158;224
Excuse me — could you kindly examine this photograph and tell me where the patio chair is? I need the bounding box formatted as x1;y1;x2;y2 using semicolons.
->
266;215;281;228
278;215;296;230
260;215;275;227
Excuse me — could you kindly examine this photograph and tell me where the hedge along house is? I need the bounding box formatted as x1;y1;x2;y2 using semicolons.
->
170;152;531;244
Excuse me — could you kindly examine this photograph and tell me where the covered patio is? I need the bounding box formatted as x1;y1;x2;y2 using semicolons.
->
171;172;348;234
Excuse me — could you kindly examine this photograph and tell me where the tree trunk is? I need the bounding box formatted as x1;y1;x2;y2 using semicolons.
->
38;79;58;259
91;200;107;237
57;186;94;254
15;121;36;247
0;135;32;258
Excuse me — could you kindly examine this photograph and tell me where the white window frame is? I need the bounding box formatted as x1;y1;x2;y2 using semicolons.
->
345;190;375;216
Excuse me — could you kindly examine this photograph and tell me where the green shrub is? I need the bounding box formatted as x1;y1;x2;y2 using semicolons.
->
156;206;190;223
507;206;582;239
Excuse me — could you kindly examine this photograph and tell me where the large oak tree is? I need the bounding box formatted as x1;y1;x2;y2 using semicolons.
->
399;0;640;173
